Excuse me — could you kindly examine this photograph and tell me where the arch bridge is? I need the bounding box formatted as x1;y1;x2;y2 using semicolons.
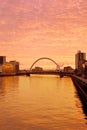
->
29;57;60;71
26;57;71;77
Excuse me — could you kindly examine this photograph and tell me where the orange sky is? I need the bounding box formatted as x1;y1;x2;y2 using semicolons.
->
0;0;87;69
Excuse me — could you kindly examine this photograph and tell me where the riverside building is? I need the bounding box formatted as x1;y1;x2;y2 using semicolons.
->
0;56;6;64
0;56;6;73
2;61;19;74
75;50;86;71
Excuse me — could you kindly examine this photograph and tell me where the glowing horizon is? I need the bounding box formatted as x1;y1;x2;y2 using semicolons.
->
0;0;87;69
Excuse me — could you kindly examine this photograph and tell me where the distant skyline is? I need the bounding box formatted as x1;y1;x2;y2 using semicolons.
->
0;0;87;69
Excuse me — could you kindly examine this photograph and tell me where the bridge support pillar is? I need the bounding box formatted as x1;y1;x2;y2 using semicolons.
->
26;73;30;76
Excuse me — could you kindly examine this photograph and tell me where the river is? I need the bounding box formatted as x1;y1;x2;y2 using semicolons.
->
0;75;87;130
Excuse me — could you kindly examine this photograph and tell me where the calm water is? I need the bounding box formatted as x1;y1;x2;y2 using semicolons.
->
0;75;87;130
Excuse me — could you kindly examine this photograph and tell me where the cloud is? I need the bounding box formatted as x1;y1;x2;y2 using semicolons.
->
0;0;87;68
0;0;86;42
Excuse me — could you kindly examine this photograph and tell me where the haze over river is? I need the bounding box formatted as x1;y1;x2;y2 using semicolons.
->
0;75;87;130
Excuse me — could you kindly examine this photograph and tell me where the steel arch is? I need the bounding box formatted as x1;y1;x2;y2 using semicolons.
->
29;57;60;71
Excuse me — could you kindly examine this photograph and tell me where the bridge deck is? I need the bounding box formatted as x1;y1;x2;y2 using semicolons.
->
26;71;72;77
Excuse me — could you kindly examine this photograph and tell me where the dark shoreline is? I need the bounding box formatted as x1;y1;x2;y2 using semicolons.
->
0;71;27;77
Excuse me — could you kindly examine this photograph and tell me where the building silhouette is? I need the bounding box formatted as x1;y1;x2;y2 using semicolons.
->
0;55;20;74
0;56;6;64
2;61;19;74
75;50;86;70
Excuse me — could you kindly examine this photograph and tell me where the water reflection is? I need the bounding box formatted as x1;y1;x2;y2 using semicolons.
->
73;88;87;118
0;76;87;130
0;76;19;96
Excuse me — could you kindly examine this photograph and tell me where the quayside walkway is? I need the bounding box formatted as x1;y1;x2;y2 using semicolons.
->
71;75;87;108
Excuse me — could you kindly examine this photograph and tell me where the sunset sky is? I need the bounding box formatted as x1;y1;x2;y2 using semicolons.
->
0;0;87;69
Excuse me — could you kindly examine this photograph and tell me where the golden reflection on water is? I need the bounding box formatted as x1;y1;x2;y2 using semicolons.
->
0;76;19;96
0;75;87;130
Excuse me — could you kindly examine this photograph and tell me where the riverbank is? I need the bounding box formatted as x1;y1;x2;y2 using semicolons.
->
71;75;87;111
0;70;27;77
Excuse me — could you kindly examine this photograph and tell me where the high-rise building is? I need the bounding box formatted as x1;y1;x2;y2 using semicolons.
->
75;50;86;70
0;56;6;64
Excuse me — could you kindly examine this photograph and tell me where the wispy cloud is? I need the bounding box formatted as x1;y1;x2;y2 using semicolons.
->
0;0;87;68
